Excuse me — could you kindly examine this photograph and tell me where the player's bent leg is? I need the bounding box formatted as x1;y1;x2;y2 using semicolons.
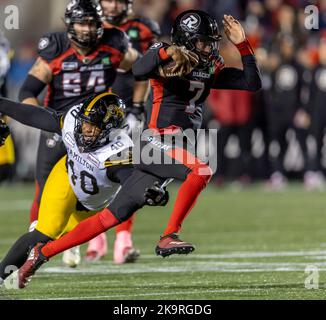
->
156;147;213;257
39;170;165;260
36;156;80;269
0;229;51;283
18;243;48;289
30;133;66;224
35;156;77;240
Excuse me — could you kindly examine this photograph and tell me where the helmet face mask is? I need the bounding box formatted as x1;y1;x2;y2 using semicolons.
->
65;0;104;49
74;93;126;153
100;0;133;25
171;10;222;68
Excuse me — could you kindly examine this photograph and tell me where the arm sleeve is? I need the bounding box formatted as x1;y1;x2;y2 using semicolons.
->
0;97;62;134
132;42;171;79
213;39;262;92
18;74;47;101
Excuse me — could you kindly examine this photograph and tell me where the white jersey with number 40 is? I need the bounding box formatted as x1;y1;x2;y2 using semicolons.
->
61;104;133;211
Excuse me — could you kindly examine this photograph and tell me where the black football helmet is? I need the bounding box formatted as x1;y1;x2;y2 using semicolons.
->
171;10;222;67
74;92;126;152
101;0;133;25
65;0;104;49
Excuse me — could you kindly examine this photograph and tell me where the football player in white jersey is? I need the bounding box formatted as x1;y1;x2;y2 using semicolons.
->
0;93;168;285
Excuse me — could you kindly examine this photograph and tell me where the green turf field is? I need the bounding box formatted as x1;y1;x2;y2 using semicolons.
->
1;182;326;300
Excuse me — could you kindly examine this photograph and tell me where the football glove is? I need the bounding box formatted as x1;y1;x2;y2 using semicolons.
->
158;45;199;77
124;103;145;135
0;118;10;147
144;181;169;206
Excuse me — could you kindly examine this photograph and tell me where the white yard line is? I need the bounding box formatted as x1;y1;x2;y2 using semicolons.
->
140;250;326;259
35;288;267;300
40;260;326;275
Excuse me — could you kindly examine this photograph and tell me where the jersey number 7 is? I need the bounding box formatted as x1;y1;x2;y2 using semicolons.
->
185;81;205;114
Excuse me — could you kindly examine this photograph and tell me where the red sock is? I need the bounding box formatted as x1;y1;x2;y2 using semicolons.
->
163;171;211;236
41;208;120;258
30;181;40;223
115;215;135;234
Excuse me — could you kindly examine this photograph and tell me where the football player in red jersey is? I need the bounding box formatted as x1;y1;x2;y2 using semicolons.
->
84;0;162;264
18;0;139;266
15;11;262;285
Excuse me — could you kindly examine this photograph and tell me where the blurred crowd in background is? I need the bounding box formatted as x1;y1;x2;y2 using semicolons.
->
1;0;326;190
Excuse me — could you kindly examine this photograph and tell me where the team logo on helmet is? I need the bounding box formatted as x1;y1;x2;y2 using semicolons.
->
180;13;201;32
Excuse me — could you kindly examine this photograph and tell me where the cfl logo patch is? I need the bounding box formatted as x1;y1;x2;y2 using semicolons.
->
181;13;201;32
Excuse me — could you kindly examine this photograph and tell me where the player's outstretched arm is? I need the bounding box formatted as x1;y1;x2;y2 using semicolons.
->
118;47;140;72
213;15;262;92
0;97;61;134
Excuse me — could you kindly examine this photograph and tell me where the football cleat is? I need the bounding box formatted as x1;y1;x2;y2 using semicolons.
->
85;233;108;262
155;233;195;257
62;246;81;268
18;243;48;289
113;231;140;264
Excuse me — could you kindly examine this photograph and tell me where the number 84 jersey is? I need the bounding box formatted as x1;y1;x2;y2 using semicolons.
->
38;28;129;113
61;105;134;211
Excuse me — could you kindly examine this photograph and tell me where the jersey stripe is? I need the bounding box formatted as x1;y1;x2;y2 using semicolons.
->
148;79;164;128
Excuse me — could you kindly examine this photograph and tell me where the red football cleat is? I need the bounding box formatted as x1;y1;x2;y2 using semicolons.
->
155;233;195;257
18;243;48;289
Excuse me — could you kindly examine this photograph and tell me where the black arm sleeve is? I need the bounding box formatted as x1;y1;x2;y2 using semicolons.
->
106;165;134;184
132;43;170;79
0;97;61;134
213;55;262;92
0;76;7;98
18;74;47;102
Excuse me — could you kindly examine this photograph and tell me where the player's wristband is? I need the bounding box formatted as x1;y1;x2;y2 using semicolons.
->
235;39;254;56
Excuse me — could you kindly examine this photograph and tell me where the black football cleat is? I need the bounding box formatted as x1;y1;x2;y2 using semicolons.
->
155;233;195;257
18;243;48;289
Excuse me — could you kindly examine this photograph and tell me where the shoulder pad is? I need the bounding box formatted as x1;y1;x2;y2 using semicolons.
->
38;32;70;62
102;28;129;54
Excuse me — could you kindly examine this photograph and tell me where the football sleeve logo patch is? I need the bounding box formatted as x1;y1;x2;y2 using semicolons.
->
38;37;49;51
149;42;163;50
180;13;201;32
